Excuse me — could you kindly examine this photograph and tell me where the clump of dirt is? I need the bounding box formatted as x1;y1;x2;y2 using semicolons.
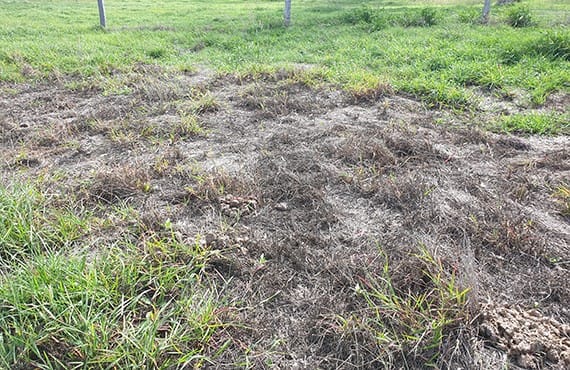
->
480;303;570;369
1;68;569;369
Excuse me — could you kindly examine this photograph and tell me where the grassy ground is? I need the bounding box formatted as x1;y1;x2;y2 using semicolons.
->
1;0;569;106
1;0;570;369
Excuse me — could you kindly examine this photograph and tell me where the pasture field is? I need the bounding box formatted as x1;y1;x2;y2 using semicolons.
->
0;0;569;369
1;0;569;107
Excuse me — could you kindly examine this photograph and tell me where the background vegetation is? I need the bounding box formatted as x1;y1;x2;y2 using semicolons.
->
1;0;568;106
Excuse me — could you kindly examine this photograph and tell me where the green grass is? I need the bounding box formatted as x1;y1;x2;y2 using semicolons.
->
0;183;229;368
338;245;470;366
495;112;570;135
0;244;225;368
1;0;568;108
0;183;86;263
506;4;534;28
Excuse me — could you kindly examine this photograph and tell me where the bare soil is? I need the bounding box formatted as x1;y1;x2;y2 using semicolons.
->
1;68;569;369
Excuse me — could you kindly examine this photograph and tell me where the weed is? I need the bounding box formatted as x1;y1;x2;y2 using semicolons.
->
341;246;470;366
109;126;138;147
191;92;220;114
506;5;534;28
174;112;206;138
553;184;570;216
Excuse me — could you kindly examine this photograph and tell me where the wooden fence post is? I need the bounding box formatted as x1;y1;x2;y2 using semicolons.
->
97;0;106;28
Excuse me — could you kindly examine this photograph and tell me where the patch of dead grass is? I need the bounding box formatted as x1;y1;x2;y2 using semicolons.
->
87;164;151;204
1;70;569;369
348;82;394;104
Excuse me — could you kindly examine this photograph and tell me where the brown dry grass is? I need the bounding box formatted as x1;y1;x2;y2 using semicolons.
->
1;69;568;369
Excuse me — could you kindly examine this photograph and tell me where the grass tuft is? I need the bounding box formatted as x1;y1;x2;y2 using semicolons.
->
191;91;220;114
175;112;207;138
553;184;570;217
340;245;470;366
534;29;570;61
457;7;481;25
506;4;534;28
0;183;85;264
494;112;570;135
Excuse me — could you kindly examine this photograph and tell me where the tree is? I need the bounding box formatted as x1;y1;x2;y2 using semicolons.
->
97;0;106;28
284;0;291;27
482;0;491;24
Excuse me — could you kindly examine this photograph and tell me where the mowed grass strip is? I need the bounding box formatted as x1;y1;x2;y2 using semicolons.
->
1;0;568;107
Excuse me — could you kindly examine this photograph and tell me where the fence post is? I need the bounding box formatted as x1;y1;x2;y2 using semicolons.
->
482;0;491;24
284;0;291;27
97;0;106;28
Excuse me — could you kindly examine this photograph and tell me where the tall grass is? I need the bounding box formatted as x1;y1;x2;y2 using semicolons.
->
0;182;229;368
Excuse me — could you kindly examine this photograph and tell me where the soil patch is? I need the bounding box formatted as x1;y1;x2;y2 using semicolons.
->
1;69;568;369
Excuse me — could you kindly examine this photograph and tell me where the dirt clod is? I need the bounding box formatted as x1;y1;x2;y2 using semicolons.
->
480;303;570;369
